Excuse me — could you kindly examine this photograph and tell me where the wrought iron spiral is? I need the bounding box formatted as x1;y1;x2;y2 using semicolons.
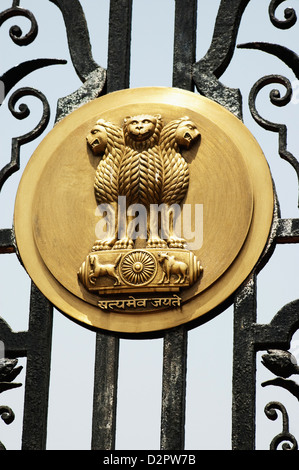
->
0;87;50;192
265;402;298;450
269;0;297;30
0;406;15;450
249;75;299;206
0;4;38;46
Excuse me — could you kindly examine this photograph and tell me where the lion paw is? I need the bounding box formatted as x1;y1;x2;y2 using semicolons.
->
167;237;187;249
146;237;167;249
113;237;134;250
91;238;117;251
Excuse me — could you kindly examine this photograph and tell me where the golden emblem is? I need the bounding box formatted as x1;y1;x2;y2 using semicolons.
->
78;112;202;296
14;88;274;333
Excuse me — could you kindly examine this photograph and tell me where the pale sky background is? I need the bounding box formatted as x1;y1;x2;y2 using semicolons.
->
0;0;299;450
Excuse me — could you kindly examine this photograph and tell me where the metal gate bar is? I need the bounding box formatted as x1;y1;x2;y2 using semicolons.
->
161;326;188;450
0;253;53;449
232;219;299;449
21;284;53;450
0;186;53;448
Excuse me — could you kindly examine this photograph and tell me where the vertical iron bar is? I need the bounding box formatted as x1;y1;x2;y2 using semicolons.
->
91;333;120;450
107;0;133;92
232;275;257;450
91;0;132;451
160;326;188;450
160;0;197;450
173;0;197;91
21;282;53;450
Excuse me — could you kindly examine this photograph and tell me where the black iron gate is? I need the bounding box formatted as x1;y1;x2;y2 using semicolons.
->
1;0;299;450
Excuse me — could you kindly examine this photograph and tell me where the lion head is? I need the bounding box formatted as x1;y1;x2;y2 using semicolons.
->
175;118;200;149
123;114;163;149
86;121;108;155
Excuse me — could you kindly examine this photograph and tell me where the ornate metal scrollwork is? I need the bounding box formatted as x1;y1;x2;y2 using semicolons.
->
0;358;22;450
238;42;299;79
192;0;251;119
262;349;299;400
236;3;299;209
261;350;299;449
0;88;50;192
49;0;106;122
0;1;67;192
0;406;14;450
269;0;297;30
248;75;299;206
0;406;14;424
264;402;298;450
0;2;38;46
0;358;22;393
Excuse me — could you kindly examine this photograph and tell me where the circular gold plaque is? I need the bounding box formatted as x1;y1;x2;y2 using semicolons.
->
14;87;274;333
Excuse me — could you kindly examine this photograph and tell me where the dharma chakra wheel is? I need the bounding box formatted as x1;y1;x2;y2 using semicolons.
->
119;250;157;286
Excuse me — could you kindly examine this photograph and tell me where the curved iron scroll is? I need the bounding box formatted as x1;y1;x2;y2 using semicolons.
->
192;0;250;119
0;2;67;191
0;5;38;46
0;87;50;192
265;402;298;450
0;59;67;103
248;75;299;207
269;0;297;29
238;42;299;79
0;358;22;450
49;0;103;82
49;0;106;122
0;406;14;450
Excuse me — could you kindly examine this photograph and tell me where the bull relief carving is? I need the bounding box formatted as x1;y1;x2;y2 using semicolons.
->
78;113;203;303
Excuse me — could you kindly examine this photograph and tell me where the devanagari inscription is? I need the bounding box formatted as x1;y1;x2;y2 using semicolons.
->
98;294;181;310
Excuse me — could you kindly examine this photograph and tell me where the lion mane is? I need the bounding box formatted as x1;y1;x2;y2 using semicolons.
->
160;117;190;205
93;119;124;204
118;114;164;206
